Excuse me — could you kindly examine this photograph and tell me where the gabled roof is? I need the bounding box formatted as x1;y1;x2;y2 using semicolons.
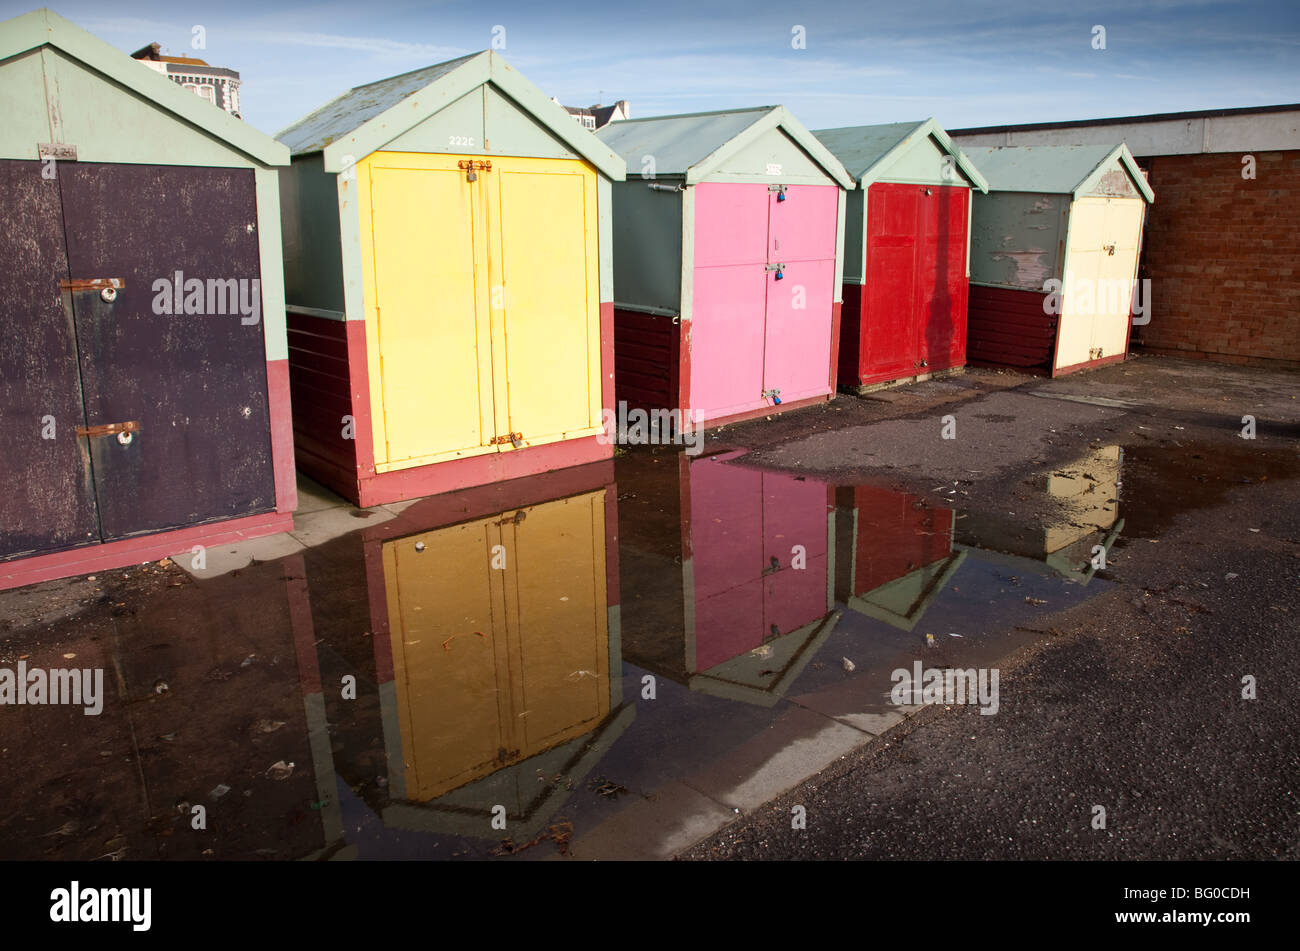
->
596;105;855;188
276;50;626;180
0;8;286;167
814;118;989;193
959;143;1154;202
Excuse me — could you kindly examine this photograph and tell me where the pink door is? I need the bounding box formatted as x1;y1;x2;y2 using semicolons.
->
763;185;838;403
690;183;769;421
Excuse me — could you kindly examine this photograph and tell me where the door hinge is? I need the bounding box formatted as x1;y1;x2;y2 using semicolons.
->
491;431;524;448
60;277;124;292
77;419;140;438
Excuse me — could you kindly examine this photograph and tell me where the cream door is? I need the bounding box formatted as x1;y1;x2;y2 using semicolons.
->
1058;197;1145;371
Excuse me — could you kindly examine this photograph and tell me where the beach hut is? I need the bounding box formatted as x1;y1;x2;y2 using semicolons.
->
295;461;632;839
0;9;295;591
618;450;839;706
597;107;855;427
961;144;1153;375
813;120;989;391
276;52;626;507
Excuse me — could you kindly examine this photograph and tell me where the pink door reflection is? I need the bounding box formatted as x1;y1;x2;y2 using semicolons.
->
689;455;830;671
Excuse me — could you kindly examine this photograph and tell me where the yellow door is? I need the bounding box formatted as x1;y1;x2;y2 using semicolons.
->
360;152;602;471
1059;197;1145;370
360;153;497;470
382;490;609;802
486;157;603;450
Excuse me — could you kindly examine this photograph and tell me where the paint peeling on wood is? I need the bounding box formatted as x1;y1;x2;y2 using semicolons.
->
1093;168;1140;198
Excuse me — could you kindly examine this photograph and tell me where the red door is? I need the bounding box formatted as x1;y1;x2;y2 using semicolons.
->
860;183;969;385
860;184;920;383
916;186;970;373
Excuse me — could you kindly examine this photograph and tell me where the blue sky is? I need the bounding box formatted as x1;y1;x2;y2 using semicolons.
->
7;0;1297;135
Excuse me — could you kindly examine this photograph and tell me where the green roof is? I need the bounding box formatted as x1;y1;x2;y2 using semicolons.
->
276;50;626;180
0;7;287;167
597;105;854;188
277;55;479;155
960;143;1153;202
814;118;988;192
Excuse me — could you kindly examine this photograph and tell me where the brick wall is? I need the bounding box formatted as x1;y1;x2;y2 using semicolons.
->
1133;150;1300;367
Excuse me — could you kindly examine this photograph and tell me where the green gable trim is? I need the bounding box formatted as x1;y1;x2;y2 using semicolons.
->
0;7;288;168
280;50;626;181
815;118;988;193
687;106;855;189
598;105;854;190
1076;143;1154;203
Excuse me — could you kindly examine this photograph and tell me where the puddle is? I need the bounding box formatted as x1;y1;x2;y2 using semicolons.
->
1;438;1295;860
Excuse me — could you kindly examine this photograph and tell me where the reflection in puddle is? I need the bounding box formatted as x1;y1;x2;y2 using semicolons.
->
619;449;837;707
959;444;1123;584
4;439;1293;860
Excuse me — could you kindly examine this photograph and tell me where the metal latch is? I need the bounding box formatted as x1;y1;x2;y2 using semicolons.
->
762;388;782;405
458;159;491;182
765;262;785;280
61;277;124;302
768;183;788;201
78;420;140;445
491;432;524;448
1103;244;1116;256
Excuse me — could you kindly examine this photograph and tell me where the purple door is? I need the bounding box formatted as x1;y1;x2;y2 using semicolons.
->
59;164;276;541
0;160;98;559
2;162;275;558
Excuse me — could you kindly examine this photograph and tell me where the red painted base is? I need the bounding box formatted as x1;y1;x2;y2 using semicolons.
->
266;357;299;515
290;305;618;509
0;509;294;592
356;434;614;508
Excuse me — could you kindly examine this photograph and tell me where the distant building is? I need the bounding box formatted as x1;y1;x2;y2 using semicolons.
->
131;42;241;117
553;98;630;131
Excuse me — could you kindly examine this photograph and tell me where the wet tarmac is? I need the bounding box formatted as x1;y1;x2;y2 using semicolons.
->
1;438;1297;861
